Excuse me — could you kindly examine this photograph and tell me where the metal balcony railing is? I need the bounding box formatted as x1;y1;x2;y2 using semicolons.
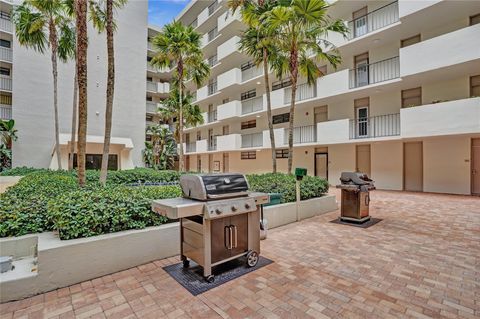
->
208;110;217;122
0;105;11;120
208;54;218;67
208;0;219;15
284;83;316;104
186;142;196;153
208;81;217;95
0;17;12;33
0;76;12;91
208;136;217;151
241;96;263;115
349;56;399;89
347;1;399;39
241;66;263;82
207;27;218;42
0;47;12;62
284;125;316;145
190;18;198;29
241;133;263;148
349;113;400;139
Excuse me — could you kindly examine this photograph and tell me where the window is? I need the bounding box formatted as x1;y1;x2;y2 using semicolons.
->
471;75;480;97
147;76;153;82
402;87;422;108
146;96;152;101
470;13;480;26
275;149;289;159
0;39;10;48
241;120;256;130
241;151;256;160
401;34;421;48
272;78;292;91
241;89;256;101
0;67;10;76
272;112;290;124
0;94;11;105
146;114;153;122
73;154;118;170
222;98;230;104
196;131;201;141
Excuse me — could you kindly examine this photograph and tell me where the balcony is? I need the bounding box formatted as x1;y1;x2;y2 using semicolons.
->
147;42;155;51
217;134;242;151
241;133;263;148
0;76;12;92
146;81;170;94
347;1;399;40
185;142;196;153
218;9;242;32
208;136;217;151
208;54;218;67
401;97;480;138
146;102;162;114
208;110;217;122
349;113;400;139
217;36;241;61
217;100;242;120
146;62;168;73
208;0;219;16
0;17;12;33
241;66;263;82
349;56;399;89
196;139;208;153
284;125;316;145
0;47;12;63
400;24;480;78
0;105;11;120
207;27;218;42
241;96;264;115
284;83;316;104
208;81;218;95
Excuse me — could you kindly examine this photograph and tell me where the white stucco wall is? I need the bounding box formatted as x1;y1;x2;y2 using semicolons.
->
371;141;403;190
12;1;148;169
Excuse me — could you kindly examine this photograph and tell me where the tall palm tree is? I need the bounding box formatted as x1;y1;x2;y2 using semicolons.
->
0;119;18;170
75;0;88;186
266;0;347;174
229;0;279;173
150;21;210;172
13;0;76;170
89;0;127;185
143;125;176;170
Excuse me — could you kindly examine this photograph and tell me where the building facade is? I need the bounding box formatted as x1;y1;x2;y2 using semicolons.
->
6;0;148;170
176;0;480;195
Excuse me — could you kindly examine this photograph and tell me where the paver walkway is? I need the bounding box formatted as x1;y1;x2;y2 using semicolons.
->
1;190;479;318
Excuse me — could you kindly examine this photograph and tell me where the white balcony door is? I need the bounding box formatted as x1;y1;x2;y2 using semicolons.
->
353;7;368;37
356;107;369;137
354;52;369;87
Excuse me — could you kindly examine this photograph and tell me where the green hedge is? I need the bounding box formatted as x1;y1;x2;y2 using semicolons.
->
0;166;49;176
246;173;328;203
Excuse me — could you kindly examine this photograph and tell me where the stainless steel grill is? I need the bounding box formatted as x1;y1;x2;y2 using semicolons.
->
152;174;269;283
337;172;375;223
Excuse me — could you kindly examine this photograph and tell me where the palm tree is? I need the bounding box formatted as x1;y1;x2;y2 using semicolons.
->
143;125;176;170
0;119;18;170
266;0;347;174
76;0;88;186
150;21;210;172
89;0;127;185
13;0;76;170
229;0;279;173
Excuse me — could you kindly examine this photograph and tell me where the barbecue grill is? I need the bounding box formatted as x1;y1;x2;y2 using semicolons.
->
152;174;269;283
336;172;375;223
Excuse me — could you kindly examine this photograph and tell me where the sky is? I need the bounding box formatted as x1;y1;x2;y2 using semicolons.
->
148;0;190;27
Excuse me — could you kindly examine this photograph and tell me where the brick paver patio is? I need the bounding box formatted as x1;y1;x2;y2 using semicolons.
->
1;190;479;318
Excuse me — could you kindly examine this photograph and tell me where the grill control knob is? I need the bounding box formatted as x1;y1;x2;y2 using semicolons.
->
231;205;237;212
215;208;222;215
245;203;250;209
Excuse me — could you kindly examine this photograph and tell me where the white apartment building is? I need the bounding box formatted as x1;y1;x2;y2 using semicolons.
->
6;0;148;170
177;0;480;195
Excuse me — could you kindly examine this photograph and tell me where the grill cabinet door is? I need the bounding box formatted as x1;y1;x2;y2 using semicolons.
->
211;217;232;263
230;214;249;256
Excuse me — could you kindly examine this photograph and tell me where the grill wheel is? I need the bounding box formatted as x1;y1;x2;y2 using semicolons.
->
246;250;259;267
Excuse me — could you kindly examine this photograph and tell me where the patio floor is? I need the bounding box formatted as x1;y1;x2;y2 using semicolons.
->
1;190;479;319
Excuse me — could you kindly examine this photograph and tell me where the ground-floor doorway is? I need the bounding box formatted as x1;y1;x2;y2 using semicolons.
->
356;144;371;176
223;153;229;173
404;142;423;191
472;138;480;195
315;153;328;179
73;154;118;170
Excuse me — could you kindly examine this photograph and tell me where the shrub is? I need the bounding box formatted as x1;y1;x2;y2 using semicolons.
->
0;166;49;176
106;168;180;185
49;185;181;240
246;173;328;203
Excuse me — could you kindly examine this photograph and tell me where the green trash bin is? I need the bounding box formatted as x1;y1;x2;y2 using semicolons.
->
264;193;282;207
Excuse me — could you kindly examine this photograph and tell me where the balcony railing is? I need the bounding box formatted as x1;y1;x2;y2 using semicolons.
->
347;1;399;39
241;133;263;148
208;54;218;67
0;47;12;62
208;0;219;15
241;66;263;82
146;101;158;113
146;81;157;92
0;76;12;91
349;113;400;139
349;56;399;89
208;81;217;95
208;110;217;122
0;105;11;120
186;142;196;153
284;125;316;145
241;96;263;115
147;42;155;51
208;136;217;151
208;27;218;42
284;83;317;104
0;17;12;33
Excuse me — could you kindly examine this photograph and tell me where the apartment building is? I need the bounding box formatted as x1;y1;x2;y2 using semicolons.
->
7;0;148;170
178;0;480;195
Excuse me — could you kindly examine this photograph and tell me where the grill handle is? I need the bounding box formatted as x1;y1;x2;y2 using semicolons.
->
231;225;238;248
224;226;231;250
365;194;370;206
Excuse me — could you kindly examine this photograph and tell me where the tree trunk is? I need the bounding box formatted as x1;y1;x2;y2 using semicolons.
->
68;69;78;170
100;0;115;185
76;0;88;187
177;61;184;172
287;49;299;175
49;20;62;170
263;48;276;173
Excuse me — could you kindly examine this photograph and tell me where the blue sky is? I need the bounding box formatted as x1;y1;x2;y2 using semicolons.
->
148;0;189;27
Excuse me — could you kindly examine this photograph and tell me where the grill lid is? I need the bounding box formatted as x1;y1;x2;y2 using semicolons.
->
180;173;249;200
